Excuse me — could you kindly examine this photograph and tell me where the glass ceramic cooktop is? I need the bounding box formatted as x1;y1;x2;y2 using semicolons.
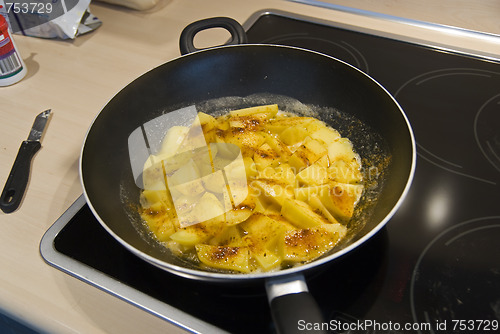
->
41;9;500;334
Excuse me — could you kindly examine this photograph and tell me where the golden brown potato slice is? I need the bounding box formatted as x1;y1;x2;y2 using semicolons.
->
280;224;346;262
196;245;250;273
318;182;364;222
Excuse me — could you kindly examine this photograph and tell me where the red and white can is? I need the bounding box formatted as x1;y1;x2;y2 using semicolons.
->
0;13;27;86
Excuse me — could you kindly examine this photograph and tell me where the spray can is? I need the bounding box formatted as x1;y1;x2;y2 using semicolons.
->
0;13;27;86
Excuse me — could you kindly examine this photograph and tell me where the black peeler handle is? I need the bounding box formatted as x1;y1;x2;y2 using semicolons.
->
0;140;41;213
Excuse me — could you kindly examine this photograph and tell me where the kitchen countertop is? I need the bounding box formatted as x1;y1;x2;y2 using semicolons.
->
0;0;499;333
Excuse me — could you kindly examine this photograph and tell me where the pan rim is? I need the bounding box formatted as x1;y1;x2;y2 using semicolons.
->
80;43;417;282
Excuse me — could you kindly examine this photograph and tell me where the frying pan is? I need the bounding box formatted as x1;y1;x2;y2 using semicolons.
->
81;17;415;333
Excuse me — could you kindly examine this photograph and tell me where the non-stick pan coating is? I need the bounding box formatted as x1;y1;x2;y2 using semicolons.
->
81;44;414;281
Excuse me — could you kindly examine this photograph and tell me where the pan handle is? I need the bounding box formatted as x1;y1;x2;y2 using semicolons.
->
266;274;327;334
179;17;248;55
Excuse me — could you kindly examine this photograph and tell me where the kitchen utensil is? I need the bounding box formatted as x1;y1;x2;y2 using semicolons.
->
80;18;415;334
1;109;52;213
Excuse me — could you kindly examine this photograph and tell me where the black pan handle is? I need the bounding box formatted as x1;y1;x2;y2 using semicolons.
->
266;274;327;334
179;17;248;55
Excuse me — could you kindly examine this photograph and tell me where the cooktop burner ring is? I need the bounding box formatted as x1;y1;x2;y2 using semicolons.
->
410;216;500;333
394;68;500;186
260;33;369;72
474;92;500;173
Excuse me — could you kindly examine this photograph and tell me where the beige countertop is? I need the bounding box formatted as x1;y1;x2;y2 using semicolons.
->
0;0;499;333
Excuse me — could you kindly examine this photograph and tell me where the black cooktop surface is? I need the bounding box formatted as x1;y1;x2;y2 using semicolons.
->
42;10;500;334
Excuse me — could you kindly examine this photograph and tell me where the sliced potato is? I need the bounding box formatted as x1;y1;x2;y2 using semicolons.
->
218;128;266;155
243;235;282;271
157;126;189;157
201;170;227;194
209;226;244;247
318;182;364;222
327;159;363;184
279;125;309;145
229;104;278;119
288;152;309;174
266;116;313;135
301;137;328;162
224;206;253;226
196;244;250;273
243;156;258;179
310;127;341;145
141;189;171;207
304;118;326;134
293;184;327;202
240;214;293;251
252;179;294;207
281;198;329;228
265;133;292;158
170;227;212;247
194;112;217;143
253;143;279;171
280;224;346;263
308;193;340;225
288;137;328;173
177;192;225;227
169;193;199;216
314;154;330;168
167;158;199;185
296;164;328;186
229;115;267;130
142;213;177;242
328;138;358;164
258;164;295;186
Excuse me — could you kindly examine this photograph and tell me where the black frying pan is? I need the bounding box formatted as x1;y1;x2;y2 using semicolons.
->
81;18;415;333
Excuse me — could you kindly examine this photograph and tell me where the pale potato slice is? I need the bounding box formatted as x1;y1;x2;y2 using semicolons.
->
170;227;212;247
157;126;189;158
308;193;341;225
243;156;258;179
328;159;363;184
175;192;225;228
252;179;294;207
229;104;278;119
258;164;295;186
265;133;292;158
279;125;310;145
265;116;313;136
281;198;329;228
310;127;341;145
328;138;359;164
294;184;327;202
296;164;328;186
